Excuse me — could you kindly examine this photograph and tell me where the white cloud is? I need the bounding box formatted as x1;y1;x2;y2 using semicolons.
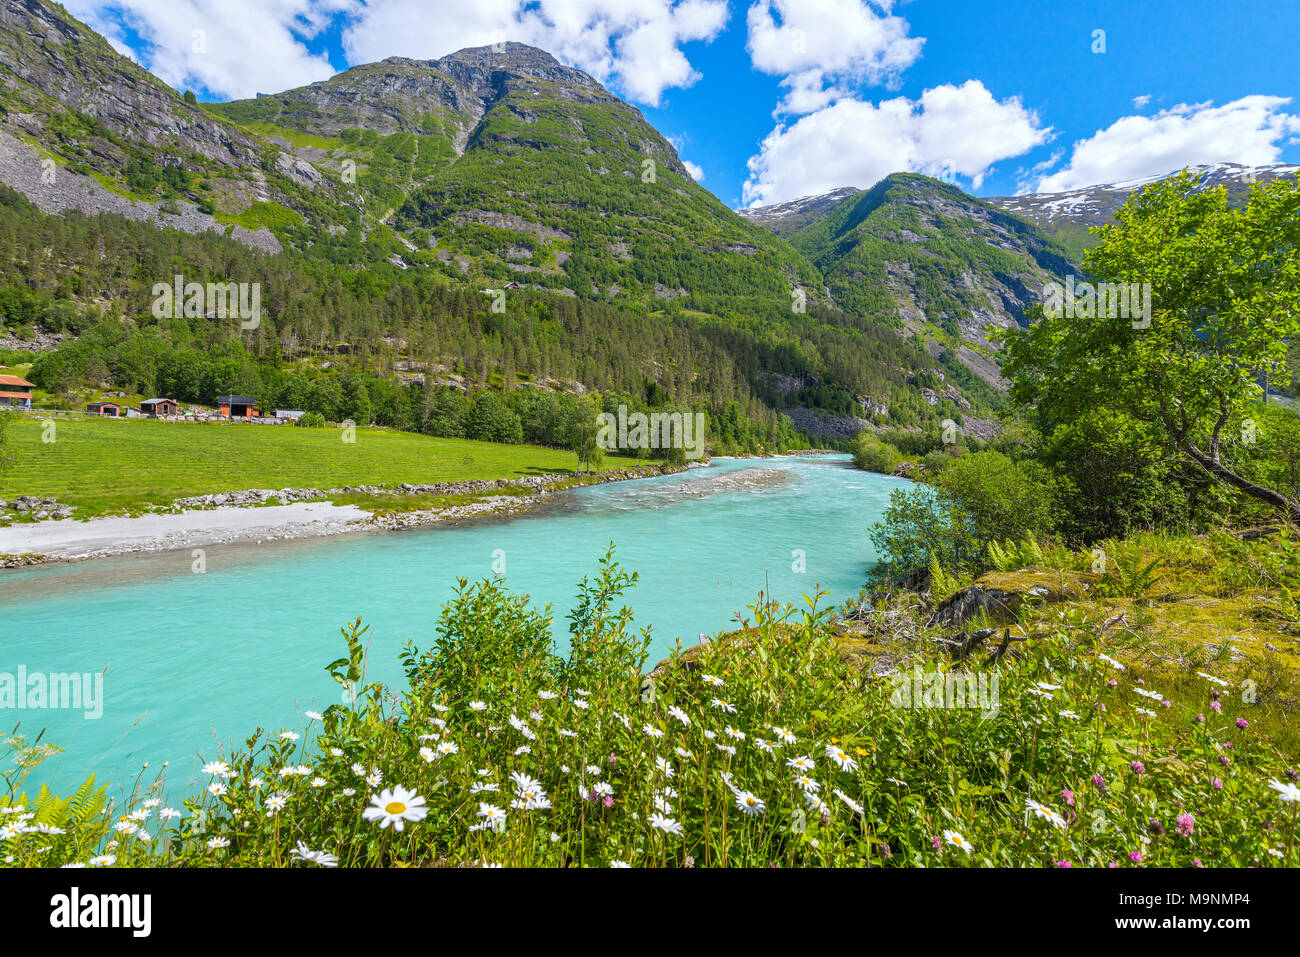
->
1013;149;1064;195
746;0;923;114
1131;94;1151;109
342;0;729;107
65;0;349;99
669;135;704;181
66;1;728;106
1034;96;1300;192
743;80;1051;206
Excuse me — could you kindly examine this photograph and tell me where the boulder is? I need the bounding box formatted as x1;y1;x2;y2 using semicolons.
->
932;569;1090;627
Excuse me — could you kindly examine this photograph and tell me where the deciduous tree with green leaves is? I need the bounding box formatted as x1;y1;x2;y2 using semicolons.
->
1002;170;1300;520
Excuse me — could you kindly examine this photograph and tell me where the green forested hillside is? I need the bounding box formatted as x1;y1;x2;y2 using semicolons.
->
0;2;1020;448
0;182;973;449
786;174;1074;341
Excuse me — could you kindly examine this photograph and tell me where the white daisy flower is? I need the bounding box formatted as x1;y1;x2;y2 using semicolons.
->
944;829;972;854
832;789;864;814
734;792;765;816
291;842;338;866
477;803;507;831
649;813;683;835
1268;779;1300;803
362;786;428;831
1026;798;1068;830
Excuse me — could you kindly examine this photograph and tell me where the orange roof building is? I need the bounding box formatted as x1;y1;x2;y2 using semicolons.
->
0;374;35;409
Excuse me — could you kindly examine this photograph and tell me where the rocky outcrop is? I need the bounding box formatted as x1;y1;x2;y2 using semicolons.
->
931;569;1090;628
2;495;75;520
0;1;305;251
0;1;264;168
781;406;871;442
0;132;283;254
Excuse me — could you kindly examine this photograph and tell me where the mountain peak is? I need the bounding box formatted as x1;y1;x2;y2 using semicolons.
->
737;186;863;236
434;41;563;72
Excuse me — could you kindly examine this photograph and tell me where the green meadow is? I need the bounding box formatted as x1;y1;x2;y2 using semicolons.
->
0;416;629;517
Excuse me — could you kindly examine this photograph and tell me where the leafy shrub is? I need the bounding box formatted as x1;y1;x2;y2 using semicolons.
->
852;433;900;473
868;485;982;587
922;450;953;474
935;450;1057;546
297;411;326;428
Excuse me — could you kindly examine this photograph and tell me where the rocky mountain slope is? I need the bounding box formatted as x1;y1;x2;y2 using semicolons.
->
0;0;335;252
208;43;825;315
0;0;826;317
987;162;1300;259
772;174;1075;388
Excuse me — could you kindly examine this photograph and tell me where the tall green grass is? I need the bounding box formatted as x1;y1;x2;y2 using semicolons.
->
0;416;633;516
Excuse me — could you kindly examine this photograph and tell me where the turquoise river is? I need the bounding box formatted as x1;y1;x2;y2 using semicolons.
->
0;454;907;803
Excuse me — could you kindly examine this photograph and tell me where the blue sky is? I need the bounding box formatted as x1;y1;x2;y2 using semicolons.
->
68;0;1300;208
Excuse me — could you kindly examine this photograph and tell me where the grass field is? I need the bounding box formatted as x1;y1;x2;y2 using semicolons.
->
0;416;634;517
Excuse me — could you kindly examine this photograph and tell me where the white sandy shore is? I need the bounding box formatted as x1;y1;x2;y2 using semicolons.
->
0;463;686;566
0;502;372;561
